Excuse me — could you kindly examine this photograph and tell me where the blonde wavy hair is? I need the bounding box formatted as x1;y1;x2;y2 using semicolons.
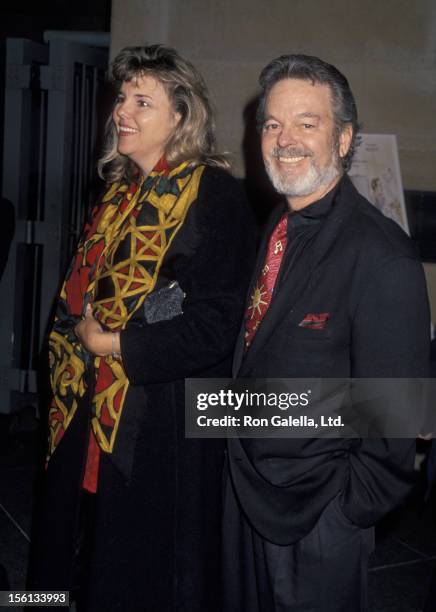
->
98;44;229;182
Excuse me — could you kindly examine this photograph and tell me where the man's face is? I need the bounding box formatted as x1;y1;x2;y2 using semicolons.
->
261;78;351;209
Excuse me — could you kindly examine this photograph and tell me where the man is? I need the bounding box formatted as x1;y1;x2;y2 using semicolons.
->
223;55;430;611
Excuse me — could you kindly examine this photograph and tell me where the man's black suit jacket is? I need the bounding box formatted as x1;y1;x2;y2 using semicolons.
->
228;175;431;545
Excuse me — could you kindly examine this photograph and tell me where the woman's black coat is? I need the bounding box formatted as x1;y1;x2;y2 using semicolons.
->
29;166;255;612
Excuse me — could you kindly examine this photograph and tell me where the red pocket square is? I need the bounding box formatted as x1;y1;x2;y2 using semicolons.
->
298;313;330;330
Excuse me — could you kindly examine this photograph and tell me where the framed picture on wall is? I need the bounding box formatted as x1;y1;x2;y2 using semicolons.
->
348;133;410;235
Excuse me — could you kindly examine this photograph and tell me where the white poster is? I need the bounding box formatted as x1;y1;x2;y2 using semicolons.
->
348;134;409;234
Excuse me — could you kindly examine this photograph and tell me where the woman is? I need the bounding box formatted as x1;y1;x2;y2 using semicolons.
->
29;44;254;611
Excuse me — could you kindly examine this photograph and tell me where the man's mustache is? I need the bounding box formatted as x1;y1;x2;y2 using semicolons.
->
272;147;313;158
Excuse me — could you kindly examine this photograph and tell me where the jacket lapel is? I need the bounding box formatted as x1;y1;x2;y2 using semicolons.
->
238;176;359;375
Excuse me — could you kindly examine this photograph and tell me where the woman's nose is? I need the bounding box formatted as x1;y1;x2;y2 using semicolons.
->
116;100;129;120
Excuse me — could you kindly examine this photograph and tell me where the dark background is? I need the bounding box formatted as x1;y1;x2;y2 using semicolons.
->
0;0;111;194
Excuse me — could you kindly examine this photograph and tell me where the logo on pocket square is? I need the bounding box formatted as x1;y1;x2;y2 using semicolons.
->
298;313;330;330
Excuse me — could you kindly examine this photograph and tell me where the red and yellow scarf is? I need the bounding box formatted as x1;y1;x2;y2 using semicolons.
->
47;160;204;469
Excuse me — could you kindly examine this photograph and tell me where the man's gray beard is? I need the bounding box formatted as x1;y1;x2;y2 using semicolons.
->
264;155;340;198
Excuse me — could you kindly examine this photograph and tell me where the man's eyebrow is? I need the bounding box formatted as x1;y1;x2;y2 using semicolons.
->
297;112;320;119
263;114;279;122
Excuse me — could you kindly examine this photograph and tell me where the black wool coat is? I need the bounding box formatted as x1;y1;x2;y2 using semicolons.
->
29;166;255;611
228;175;431;545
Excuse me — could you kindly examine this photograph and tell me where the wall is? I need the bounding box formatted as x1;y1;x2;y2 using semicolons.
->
110;0;436;320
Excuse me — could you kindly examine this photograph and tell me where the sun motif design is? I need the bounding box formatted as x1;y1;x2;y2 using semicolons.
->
247;283;268;319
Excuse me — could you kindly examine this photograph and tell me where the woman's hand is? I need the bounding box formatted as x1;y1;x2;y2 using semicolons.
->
74;304;121;358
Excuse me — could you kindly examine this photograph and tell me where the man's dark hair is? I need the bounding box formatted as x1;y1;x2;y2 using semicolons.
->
257;54;360;172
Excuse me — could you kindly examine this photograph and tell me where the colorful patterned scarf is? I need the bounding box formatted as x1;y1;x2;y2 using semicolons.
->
47;160;205;464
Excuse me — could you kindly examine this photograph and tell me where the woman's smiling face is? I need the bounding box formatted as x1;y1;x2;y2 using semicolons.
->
112;74;181;175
